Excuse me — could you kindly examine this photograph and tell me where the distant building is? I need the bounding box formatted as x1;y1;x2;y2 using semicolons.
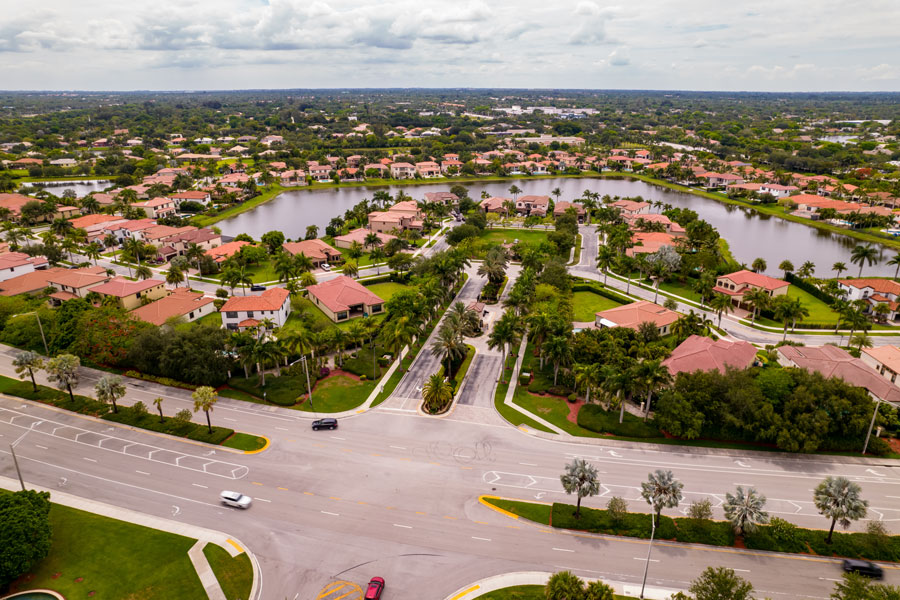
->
131;289;217;326
333;228;396;250
714;270;789;307
282;239;342;268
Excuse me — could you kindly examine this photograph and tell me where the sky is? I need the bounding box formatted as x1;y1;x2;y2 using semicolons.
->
0;0;898;92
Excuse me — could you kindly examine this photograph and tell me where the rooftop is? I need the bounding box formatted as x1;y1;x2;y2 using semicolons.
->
306;275;384;313
777;345;900;405
131;289;215;325
595;301;679;330
221;287;290;313
90;277;165;298
662;335;757;376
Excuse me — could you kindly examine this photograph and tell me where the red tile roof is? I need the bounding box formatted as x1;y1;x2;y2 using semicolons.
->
777;345;900;404
131;289;215;325
221;287;290;313
717;270;788;291
282;239;341;261
595;301;678;330
90;277;165;298
839;278;900;296
662;335;757;376
306;275;384;313
207;240;250;262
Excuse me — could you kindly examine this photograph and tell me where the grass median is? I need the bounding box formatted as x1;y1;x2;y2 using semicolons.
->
203;543;254;600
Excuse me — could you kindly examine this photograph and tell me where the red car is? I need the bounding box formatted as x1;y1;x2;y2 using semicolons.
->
364;577;385;599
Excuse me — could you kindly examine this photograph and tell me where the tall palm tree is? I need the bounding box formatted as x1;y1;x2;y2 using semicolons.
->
751;258;767;273
574;362;602;404
637;359;671;417
888;252;900;280
508;184;522;200
560;458;600;519
152;397;165;423
166;266;184;288
772;296;808;340
13;351;43;392
370;247;386;274
813;476;868;544
293;252;314;274
83;241;102;266
544;334;573;386
778;260;794;279
723;486;769;536
832;261;847;278
192;386;218;434
709;293;734;328
95;374;126;414
596;245;617;286
274;251;296;283
851;331;873;351
797;260;816;279
135;264;153;280
693;272;716;306
422;371;453;414
363;232;380;251
342;260;359;279
430;325;465;375
850;244;879;277
742;288;771;323
487;310;523;382
641;469;684;524
185;243;206;275
551;187;562;204
526;311;554;369
251;339;280;386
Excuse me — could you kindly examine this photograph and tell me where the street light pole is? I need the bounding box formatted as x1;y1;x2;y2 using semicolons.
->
301;355;313;409
34;312;49;356
862;397;881;455
639;499;657;599
10;430;29;491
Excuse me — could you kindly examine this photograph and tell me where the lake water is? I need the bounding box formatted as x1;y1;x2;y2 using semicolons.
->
218;177;898;277
32;179;112;197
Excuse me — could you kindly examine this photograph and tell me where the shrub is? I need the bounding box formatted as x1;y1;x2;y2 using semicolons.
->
132;400;148;415
577;404;662;438
688;498;713;520
173;409;193;423
528;379;550;394
606;496;628;526
360;374;367;381
319;366;331;378
547;385;572;397
674;518;734;546
567;393;578;403
519;371;531;386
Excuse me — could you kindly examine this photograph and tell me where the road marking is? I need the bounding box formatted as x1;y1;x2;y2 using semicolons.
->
223;418;238;422
83;457;97;462
390;445;406;450
819;578;842;582
506;525;520;529
275;427;288;431
733;483;755;486
444;515;457;520
251;481;263;486
393;523;412;528
135;470;150;475
519;462;538;466
192;483;208;488
634;558;660;562
732;569;751;573
448;585;480;600
341;448;353;453
887;496;900;499
460;466;473;470
416;511;427;515
303;492;314;496
255;498;271;503
330;436;345;440
278;487;288;491
430;461;440;465
35;444;48;450
370;453;382;457
357;501;367;505
329;496;341;501
471;536;491;541
321;511;340;516
474;520;488;525
553;547;574;552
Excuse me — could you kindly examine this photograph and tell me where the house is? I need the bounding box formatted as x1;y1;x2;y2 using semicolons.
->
611;199;651;216
46;270;111;303
282;239;342;268
700;173;744;188
713;270;789;307
307;164;331;181
595;301;679;336
333;228;397;250
104;219;158;243
362;163;389;177
515;195;550;217
777;345;900;406
0;193;38;220
0;252;49;283
415;161;441;178
367;200;424;233
260;135;283;146
306;275;384;323
627;232;681;256
390;162;416;179
624;213;685;235
0;266;105;297
166;228;223;256
133;197;177;219
441;160;463;174
861;346;900;385
838;279;900;321
169;190;212;207
221;288;291;331
553;201;585;223
90;277;168;310
661;335;757;377
759;183;799;198
143;225;197;248
423;192;458;205
480;196;508;214
279;170;307;187
206;240;250;264
131;288;217;326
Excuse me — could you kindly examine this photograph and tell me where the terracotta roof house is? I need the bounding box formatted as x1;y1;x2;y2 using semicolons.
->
90;277;168;310
131;289;216;326
306;275;384;323
0;266;103;297
0;193;38;220
480;196;508;213
713;270;789;306
282;239;342;268
143;225;196;247
777;345;900;406
415;161;441;178
221;288;291;331
553;201;586;223
133;197;177;219
0;252;49;283
46;270;111;302
169;190;211;206
627;232;680;256
206;240;250;263
595;301;679;336
861;346;900;385
838;279;900;321
624;213;686;235
104;218;159;242
662;335;757;377
515;195;549;217
390;162;416;179
307;164;331;181
423;192;459;205
611;199;651;216
441;160;463;174
68;214;124;231
367;200;424;234
333;228;396;250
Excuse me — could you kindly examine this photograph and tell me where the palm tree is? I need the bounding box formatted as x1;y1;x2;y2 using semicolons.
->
551;187;562;204
693;272;716;306
380;315;418;360
508;184;522;200
430;325;466;375
293;252;314;274
573;362;601;404
13;351;44;392
526;311;554;369
751;258;767;273
422;371;453;413
274;252;296;283
95;374;126;414
83;241;102;266
50;217;74;237
851;331;873;351
166;266;184;288
709;293;734;328
850;244;879;277
185;243;206;275
251;339;280;386
641;469;684;524
124;237;145;265
813;476;868;544
596;245;616;285
723;486;769;536
544;334;573;386
45;353;80;403
832;262;848;278
778;260;794;279
152;397;165;423
299;271;317;288
742;288;771;323
135;264;153;280
342;260;359;279
487;310;523;382
772;296;808;340
797;260;816;279
370;247;386;274
888;252;900;279
560;458;600;519
841;304;870;341
363;232;380;251
192;386;218;434
637;359;671;417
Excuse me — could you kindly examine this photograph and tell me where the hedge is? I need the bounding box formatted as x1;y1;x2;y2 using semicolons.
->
577;404;663;438
785;272;836;306
571;281;634;305
227;367;315;407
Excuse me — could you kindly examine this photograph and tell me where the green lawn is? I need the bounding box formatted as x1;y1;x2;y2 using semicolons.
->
12;503;205;600
572;290;625;322
212;259;280;284
299;374;376;413
476;585;545;600
754;286;841;326
479;229;549;246
221;432;268;451
366;281;410;302
197;311;222;327
492;352;556;434
288;295;388;332
202;543;254;600
513;387;607;438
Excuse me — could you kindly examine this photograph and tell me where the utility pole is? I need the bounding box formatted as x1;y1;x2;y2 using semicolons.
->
10;430;29;491
862;398;881;455
639;498;657;599
301;355;313;410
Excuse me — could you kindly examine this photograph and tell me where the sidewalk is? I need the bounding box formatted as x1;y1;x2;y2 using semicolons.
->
0;475;261;600
443;570;682;600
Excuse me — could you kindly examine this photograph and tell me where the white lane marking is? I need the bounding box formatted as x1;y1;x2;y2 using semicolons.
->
733;483;755;487
519;462;538;466
35;444;48;450
275;427;288;431
552;548;574;552
321;511;339;516
887;496;900;499
255;498;271;503
83;457;97;462
819;578;842;582
471;536;491;541
330;436;345;440
390;445;406;450
732;569;751;573
393;524;412;529
223;418;238;422
192;483;208;489
634;558;659;562
136;470;150;475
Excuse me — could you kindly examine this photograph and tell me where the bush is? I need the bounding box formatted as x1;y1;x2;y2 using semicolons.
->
132;400;148;415
343;347;380;379
567;393;578;403
606;496;628;526
547;385;572;397
123;370;197;390
674;518;734;546
528;379;550;394
577;404;662;438
105;404;234;445
550;503;678;540
519;371;531;386
688;498;713;520
173;409;193;423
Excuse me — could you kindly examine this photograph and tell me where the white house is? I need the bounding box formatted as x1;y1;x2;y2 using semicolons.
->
220;288;291;331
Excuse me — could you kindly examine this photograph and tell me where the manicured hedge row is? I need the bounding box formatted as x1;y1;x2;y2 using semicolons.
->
571;282;633;305
785;272;836;306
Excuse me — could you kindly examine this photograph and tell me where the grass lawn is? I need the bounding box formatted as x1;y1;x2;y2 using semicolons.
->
12;503;205;600
476;585;545;599
287;297;387;332
299;374;376;412
221;432;268;451
512;387;607;438
211;259;280;284
754;286;841;326
202;543;254;600
479;228;549;246
487;497;552;524
572;290;625;322
197;311;222;327
366;281;410;302
492;353;556;434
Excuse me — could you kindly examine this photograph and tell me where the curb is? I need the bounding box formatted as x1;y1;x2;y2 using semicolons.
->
442;571;682;600
240;434;271;454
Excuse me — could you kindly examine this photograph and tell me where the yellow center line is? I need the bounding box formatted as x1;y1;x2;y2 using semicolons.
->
358;501;368;505
506;525;520;529
312;443;324;448
385;506;395;510
460;466;473;470
251;482;263;486
304;492;315;496
370;453;382;457
416;511;427;515
473;520;489;525
444;515;457;520
342;448;353;453
277;487;288;491
448;584;481;600
329;496;342;501
332;590;360;600
430;462;441;466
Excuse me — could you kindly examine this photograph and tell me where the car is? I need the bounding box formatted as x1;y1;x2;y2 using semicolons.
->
250;284;266;291
312;418;338;431
321;263;332;271
364;577;385;600
220;490;252;509
842;559;883;578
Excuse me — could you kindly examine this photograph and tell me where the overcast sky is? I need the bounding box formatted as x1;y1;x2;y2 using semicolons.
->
0;0;897;92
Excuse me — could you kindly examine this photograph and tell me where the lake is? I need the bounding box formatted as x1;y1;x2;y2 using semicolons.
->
217;177;898;277
32;179;112;197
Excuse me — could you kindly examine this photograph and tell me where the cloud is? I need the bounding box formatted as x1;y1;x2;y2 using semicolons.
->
569;2;619;45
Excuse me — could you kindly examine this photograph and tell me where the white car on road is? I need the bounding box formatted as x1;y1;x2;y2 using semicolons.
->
220;490;252;509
